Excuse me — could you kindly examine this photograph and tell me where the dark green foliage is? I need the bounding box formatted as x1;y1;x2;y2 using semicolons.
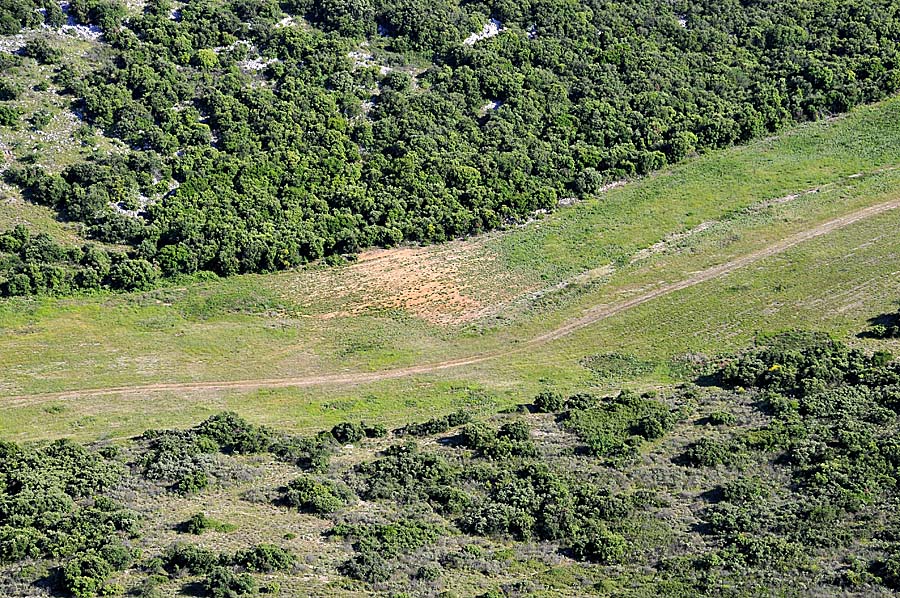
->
6;0;898;295
569;520;627;564
533;391;565;413
458;421;538;460
0;0;47;33
230;544;295;572
0;439;137;571
22;37;62;64
363;422;388;438
180;512;236;534
329;519;444;557
338;550;393;583
354;442;456;502
195;412;273;454
460;463;578;542
202;566;256;598
60;552;116;598
280;475;349;515
706;411;736;426
0;104;20;127
162;543;221;575
400;410;471;437
331;519;443;583
331;421;365;444
0;78;22;101
270;431;338;471
565;393;598;410
29;108;53;130
681;437;736;468
563;390;678;459
139;412;273;493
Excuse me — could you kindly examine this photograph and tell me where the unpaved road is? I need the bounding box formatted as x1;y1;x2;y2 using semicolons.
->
5;198;900;404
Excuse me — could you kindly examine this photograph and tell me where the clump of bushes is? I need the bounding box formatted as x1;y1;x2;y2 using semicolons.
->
398;410;472;437
681;438;737;468
280;475;351;515
569;520;627;564
533;391;565;413
458;421;538;460
203;566;256;598
231;544;295;572
139;412;276;493
270;431;338;472
180;512;236;535
562;390;678;460
330;519;444;583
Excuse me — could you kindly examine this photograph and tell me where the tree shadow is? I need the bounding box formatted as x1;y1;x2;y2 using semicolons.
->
857;310;900;338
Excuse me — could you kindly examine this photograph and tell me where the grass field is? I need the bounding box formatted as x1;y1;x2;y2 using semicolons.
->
3;97;900;442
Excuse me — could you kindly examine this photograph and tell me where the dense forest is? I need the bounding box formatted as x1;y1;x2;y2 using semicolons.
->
4;329;900;596
1;0;899;294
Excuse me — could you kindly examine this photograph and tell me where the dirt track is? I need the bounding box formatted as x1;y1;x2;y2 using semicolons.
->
6;198;900;403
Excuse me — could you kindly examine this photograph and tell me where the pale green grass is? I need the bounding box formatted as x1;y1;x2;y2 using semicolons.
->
3;98;900;441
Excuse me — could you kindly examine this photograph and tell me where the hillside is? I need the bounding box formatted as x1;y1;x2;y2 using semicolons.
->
3;96;900;441
4;1;900;597
4;333;900;596
1;0;899;294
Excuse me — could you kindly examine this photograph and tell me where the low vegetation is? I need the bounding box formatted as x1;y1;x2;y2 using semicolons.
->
4;325;900;595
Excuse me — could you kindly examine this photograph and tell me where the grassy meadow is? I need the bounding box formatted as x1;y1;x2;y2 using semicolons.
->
3;97;900;441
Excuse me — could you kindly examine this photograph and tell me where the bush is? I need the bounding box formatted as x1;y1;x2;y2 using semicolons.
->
707;411;737;426
498;421;531;442
60;553;114;598
566;393;598;410
331;421;365;444
0;104;20;127
682;438;734;468
22;38;62;64
281;476;348;515
534;391;566;413
569;520;627;564
181;513;235;535
363;422;388;438
202;566;256;598
162;543;221;575
195;412;272;454
270;432;337;472
231;544;294;572
339;551;392;583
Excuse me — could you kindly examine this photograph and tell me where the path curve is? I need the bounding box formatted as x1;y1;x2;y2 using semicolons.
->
6;198;900;403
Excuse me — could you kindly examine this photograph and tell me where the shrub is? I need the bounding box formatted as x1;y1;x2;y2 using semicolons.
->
569;520;627;564
270;432;337;472
195;412;272;454
682;438;734;468
363;422;388;438
162;543;221;575
22;38;62;64
60;552;114;598
339;551;392;583
707;411;737;426
181;513;235;535
0;104;20;127
401;415;450;437
498;421;530;442
331;421;365;444
534;391;566;413
231;544;295;572
202;566;256;598
281;476;348;515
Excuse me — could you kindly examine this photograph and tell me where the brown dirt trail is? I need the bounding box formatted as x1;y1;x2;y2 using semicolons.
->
5;198;899;404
